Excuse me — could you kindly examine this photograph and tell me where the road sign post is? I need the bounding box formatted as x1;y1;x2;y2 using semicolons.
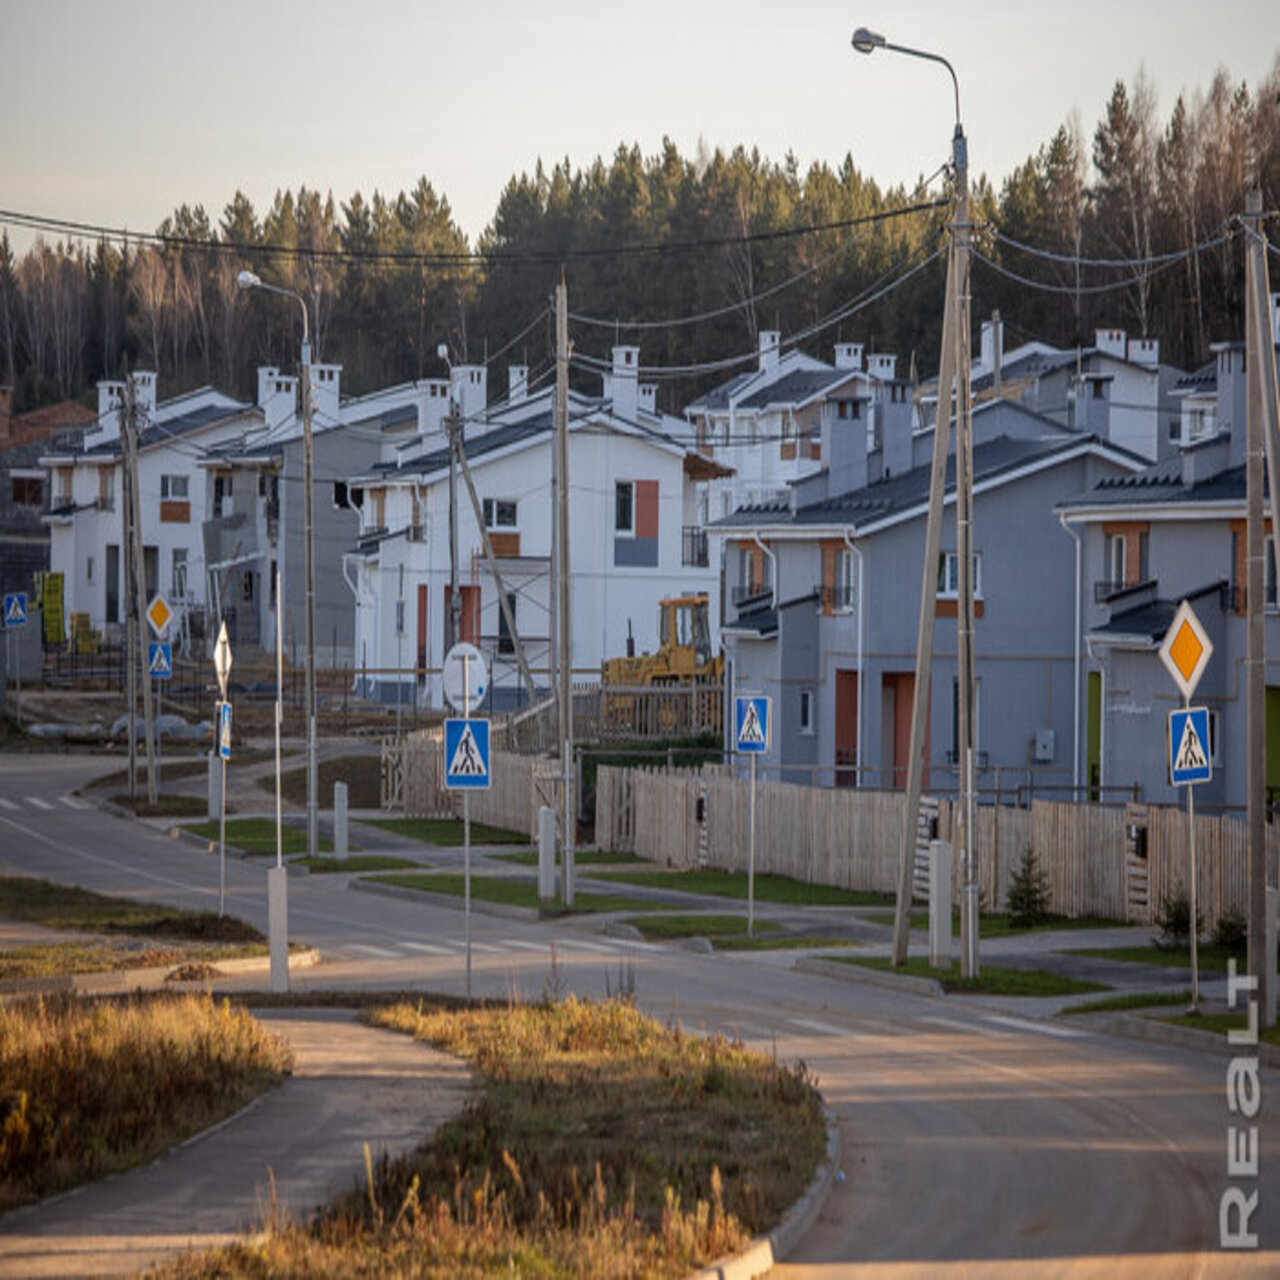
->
1159;603;1214;1010
446;712;491;1002
4;593;26;727
735;696;770;937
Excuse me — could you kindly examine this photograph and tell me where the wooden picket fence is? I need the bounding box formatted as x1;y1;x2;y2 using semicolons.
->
594;764;1280;925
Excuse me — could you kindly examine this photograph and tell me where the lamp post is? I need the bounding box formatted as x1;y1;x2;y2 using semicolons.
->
852;27;979;976
237;269;318;865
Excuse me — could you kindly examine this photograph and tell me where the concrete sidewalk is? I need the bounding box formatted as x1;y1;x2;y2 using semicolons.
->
0;1008;472;1278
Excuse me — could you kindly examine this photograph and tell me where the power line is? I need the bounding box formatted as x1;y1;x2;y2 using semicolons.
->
987;223;1239;269
0;197;948;269
971;247;1193;298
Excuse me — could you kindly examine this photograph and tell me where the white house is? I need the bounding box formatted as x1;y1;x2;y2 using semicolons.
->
349;347;724;709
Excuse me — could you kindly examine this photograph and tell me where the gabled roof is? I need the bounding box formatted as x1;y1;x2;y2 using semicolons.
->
736;367;861;411
77;401;255;458
1172;361;1217;396
713;432;1133;537
1059;461;1265;514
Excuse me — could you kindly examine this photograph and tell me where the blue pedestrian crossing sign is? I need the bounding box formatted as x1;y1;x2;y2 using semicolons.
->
148;641;173;679
735;696;771;753
218;701;233;760
1169;707;1211;786
445;717;491;790
2;593;26;628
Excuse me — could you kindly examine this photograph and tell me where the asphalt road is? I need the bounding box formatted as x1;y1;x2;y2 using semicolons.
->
1;751;1277;1275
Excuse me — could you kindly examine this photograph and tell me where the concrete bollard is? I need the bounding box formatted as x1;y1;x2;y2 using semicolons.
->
268;865;289;993
334;781;348;861
929;838;953;970
538;805;557;904
207;752;220;819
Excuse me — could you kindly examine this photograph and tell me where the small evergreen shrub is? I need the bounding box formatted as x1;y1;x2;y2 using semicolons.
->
1155;892;1203;949
1212;907;1248;955
1007;845;1051;928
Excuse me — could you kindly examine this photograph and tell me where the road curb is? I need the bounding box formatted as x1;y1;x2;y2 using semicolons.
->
1093;1011;1280;1068
794;955;945;998
694;1101;841;1280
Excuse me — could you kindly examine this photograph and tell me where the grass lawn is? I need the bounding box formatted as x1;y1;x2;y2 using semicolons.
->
1161;1010;1280;1046
184;996;823;1276
623;913;861;952
833;954;1110;997
1058;990;1193;1016
865;909;1122;939
293;854;417;874
0;876;270;979
0;992;291;1209
596;867;892;907
1069;943;1255;973
108;792;210;818
495;849;641;867
368;872;665;914
183;818;334;856
267;753;383;809
364;816;528;846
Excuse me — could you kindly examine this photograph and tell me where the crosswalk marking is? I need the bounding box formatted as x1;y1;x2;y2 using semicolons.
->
469;942;503;954
503;940;550;952
25;796;53;811
0;798;17;811
786;1016;852;1038
60;795;89;810
922;1014;1013;1038
400;941;456;956
983;1013;1088;1040
554;938;615;954
345;943;399;959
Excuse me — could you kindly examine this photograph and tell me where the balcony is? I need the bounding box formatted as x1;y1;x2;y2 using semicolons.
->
732;580;772;608
682;526;709;568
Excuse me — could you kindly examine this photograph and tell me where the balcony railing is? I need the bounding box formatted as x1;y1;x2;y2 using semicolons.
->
731;581;772;608
682;526;709;568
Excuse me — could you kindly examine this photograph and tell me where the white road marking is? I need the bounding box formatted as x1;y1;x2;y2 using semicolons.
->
503;940;551;952
469;942;502;954
25;796;54;811
344;944;399;959
400;941;455;956
786;1016;853;1038
983;1013;1088;1040
60;795;89;810
554;938;616;954
922;1015;1014;1038
0;798;17;811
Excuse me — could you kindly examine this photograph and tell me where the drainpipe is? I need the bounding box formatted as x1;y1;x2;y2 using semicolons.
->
750;531;777;611
1058;512;1083;795
845;529;865;786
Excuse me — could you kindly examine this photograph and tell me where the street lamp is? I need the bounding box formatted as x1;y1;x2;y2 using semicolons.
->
238;269;319;866
852;28;979;978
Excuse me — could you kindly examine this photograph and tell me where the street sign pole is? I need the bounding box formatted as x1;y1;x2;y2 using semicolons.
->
464;651;472;1002
748;752;757;937
1187;739;1199;1010
219;705;227;919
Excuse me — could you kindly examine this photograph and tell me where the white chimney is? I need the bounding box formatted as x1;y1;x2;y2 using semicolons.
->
1128;338;1159;368
415;379;450;437
758;330;780;377
451;365;488;423
95;380;125;443
867;353;897;381
979;314;1004;373
639;383;657;416
309;363;341;429
606;345;640;421
834;342;864;371
257;366;297;432
130;371;158;424
1095;328;1127;360
508;364;529;402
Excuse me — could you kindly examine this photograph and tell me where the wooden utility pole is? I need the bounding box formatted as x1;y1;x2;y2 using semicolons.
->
555;273;574;906
124;374;158;807
1244;189;1280;1027
121;388;136;803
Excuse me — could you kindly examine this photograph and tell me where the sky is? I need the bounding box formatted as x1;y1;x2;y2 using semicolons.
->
2;0;1277;255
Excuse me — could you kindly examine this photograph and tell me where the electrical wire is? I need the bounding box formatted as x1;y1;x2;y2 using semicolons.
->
988;224;1239;269
971;247;1194;297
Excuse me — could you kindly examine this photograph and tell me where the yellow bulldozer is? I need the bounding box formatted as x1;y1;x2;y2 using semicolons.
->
599;593;723;737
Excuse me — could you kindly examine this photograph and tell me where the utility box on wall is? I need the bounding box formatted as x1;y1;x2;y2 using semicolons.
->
1035;728;1055;764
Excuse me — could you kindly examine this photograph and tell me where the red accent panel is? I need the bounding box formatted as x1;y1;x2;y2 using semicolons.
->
635;480;659;539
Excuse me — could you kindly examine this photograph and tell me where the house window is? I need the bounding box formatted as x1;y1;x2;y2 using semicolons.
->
498;592;517;655
800;689;815;736
395;598;405;636
615;482;634;535
937;552;983;598
242;572;254;603
1105;533;1126;587
98;469;114;511
213;474;232;514
171;548;188;598
86;555;95;584
11;474;42;506
160;474;188;500
483;498;518;529
1207;710;1222;767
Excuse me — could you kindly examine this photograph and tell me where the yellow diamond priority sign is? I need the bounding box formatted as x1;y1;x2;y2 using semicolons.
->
1158;600;1213;701
146;594;172;638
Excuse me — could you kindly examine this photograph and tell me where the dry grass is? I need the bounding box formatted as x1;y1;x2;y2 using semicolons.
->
0;993;292;1209
172;996;825;1277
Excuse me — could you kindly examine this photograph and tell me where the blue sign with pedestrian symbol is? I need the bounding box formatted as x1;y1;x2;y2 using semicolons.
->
1169;707;1211;786
2;593;26;628
445;718;491;790
735;696;770;753
148;641;172;680
218;701;233;760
